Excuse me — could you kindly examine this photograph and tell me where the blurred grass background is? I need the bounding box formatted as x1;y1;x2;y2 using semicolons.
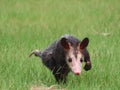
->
0;0;120;90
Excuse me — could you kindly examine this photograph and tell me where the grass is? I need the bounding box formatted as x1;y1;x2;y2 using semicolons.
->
0;0;120;90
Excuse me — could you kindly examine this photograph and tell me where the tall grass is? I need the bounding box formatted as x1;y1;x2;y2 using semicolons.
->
0;0;120;90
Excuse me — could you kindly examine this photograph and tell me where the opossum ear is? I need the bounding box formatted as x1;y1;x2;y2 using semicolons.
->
80;38;89;49
61;38;70;50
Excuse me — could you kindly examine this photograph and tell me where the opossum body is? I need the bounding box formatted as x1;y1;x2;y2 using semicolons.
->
29;35;91;83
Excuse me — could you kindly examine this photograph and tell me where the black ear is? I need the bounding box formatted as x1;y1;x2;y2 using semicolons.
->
80;38;89;49
61;38;70;50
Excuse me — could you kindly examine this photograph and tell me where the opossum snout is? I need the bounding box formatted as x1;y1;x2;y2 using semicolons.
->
74;72;80;75
67;58;82;76
71;65;82;75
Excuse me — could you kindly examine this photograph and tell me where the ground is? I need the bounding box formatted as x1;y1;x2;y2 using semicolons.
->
0;0;120;90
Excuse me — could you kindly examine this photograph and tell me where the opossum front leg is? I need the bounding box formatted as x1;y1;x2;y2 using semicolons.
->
83;50;92;71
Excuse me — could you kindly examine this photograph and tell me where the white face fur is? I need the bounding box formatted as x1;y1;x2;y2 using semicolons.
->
60;37;89;75
65;44;84;75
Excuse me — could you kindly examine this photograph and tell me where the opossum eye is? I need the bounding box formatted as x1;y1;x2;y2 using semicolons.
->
80;58;83;62
68;58;72;62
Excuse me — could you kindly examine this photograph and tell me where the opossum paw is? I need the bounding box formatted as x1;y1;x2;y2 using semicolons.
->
84;63;91;71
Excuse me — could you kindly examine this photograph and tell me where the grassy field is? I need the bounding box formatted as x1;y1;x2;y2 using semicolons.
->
0;0;120;90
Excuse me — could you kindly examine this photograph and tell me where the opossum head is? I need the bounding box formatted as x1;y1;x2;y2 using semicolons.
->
61;37;89;75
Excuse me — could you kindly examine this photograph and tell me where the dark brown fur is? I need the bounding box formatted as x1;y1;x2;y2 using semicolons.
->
29;35;91;83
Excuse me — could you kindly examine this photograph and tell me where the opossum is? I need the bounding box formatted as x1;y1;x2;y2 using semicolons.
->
29;34;91;83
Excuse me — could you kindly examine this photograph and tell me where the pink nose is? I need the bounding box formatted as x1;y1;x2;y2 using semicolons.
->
74;72;80;75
